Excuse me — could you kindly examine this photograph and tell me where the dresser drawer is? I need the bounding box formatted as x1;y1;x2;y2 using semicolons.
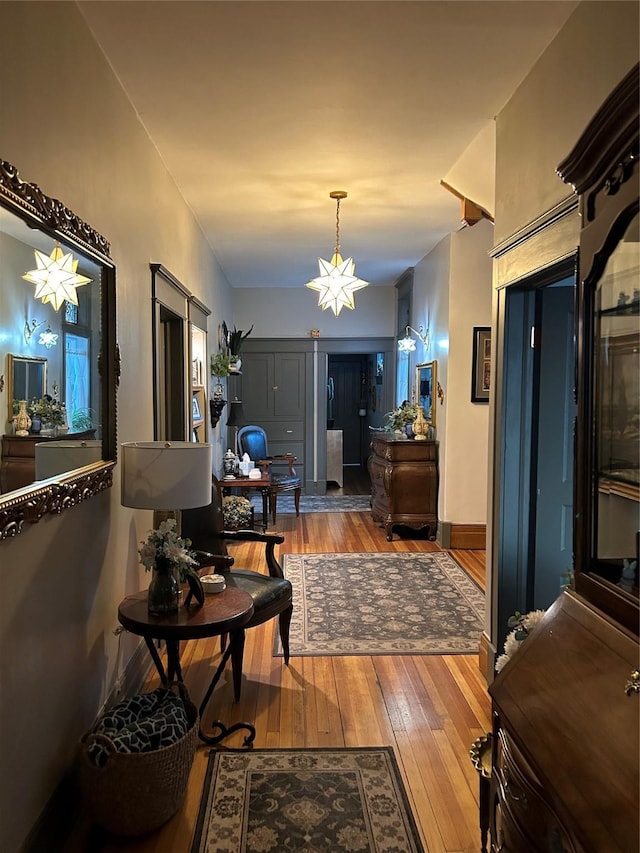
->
494;729;576;852
264;421;304;442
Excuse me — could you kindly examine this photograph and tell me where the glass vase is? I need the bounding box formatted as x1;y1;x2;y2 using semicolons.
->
148;558;179;615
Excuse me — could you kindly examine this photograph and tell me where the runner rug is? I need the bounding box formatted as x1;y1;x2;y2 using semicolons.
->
250;494;371;513
191;747;424;853
276;551;484;656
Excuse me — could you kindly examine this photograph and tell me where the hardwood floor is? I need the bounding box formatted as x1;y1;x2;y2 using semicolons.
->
67;469;490;853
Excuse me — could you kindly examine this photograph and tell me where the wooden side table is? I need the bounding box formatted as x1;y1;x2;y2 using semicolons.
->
118;586;256;746
219;473;271;531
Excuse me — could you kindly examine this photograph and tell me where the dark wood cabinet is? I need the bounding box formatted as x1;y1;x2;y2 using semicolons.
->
368;434;438;541
488;64;639;853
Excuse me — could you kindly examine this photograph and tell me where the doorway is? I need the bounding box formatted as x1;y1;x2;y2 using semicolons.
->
327;354;369;468
496;258;577;645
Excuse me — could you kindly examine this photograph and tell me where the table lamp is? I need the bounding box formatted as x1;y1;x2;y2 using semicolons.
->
225;399;245;457
35;439;102;480
121;440;213;526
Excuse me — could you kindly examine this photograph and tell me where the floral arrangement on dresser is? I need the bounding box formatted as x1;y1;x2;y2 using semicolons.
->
495;609;546;673
383;401;417;432
13;396;67;426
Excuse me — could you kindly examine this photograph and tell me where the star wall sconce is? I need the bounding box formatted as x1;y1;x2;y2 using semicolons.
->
398;325;430;352
24;318;58;348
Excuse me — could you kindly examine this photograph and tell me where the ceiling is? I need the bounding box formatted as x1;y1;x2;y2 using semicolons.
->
79;1;578;290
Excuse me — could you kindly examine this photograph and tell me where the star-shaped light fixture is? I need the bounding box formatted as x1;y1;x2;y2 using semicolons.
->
306;190;368;316
22;243;92;311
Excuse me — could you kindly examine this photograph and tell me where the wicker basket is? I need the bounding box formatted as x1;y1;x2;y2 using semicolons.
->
76;686;199;837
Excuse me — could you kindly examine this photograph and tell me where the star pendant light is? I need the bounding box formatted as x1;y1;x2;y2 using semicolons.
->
305;190;368;316
22;243;92;311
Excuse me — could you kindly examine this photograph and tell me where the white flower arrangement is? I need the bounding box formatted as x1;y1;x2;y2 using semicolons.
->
138;518;198;580
495;609;546;673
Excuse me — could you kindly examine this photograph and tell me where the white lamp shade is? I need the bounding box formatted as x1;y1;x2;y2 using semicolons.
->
121;441;212;510
35;440;103;480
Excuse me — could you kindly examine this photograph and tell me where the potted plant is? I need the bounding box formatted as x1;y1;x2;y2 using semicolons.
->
383;401;417;435
222;321;253;371
210;351;231;401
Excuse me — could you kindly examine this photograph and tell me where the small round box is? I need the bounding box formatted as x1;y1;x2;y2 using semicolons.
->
200;574;226;594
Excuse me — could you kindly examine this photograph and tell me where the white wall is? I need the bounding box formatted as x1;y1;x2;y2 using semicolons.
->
412;221;493;529
0;4;232;849
232;285;395;339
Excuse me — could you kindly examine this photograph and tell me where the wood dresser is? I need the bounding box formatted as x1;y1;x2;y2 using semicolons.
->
367;433;438;541
488;592;639;852
486;64;639;853
0;431;96;493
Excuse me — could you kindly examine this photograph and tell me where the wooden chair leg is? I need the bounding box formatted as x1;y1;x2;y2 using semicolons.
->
293;487;301;517
270;492;278;523
279;604;293;664
230;628;246;702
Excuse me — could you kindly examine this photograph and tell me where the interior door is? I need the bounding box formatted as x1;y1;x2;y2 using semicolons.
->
328;355;367;466
497;262;577;646
532;281;576;608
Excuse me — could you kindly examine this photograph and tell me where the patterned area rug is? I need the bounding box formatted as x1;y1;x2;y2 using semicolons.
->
191;747;424;853
250;494;371;513
277;552;484;656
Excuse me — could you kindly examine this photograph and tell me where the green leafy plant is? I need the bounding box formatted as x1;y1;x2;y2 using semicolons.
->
16;396;66;426
210;351;232;378
222;321;253;357
71;408;94;431
383;401;417;432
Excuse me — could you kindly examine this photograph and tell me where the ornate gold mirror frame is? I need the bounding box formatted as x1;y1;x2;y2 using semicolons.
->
0;159;118;540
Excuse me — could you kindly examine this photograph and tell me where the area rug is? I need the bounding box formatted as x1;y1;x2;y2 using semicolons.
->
250;494;371;513
191;747;424;853
276;552;484;656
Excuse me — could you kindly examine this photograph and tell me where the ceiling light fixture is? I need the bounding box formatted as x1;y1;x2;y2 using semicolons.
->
22;243;92;311
398;325;429;352
305;190;368;316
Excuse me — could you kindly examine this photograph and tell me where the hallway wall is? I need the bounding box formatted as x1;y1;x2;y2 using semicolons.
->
0;4;232;849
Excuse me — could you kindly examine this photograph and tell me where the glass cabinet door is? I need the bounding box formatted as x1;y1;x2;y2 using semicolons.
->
593;211;639;592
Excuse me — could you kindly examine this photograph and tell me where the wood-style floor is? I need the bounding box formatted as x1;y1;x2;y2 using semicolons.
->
66;468;490;853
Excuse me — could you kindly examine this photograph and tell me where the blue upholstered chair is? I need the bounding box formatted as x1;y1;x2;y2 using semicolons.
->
237;424;302;523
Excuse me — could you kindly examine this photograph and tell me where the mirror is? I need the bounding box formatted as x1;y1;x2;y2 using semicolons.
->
7;354;47;414
415;361;437;426
593;211;639;579
0;159;118;539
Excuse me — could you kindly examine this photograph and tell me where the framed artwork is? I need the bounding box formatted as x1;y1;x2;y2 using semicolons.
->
192;394;202;421
415;360;437;426
471;326;491;403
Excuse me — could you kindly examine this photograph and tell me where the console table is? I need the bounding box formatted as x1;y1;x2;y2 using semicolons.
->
368;434;439;541
118;586;256;746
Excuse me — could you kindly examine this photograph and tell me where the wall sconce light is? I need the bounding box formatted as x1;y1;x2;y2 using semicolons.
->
398;325;429;352
24;319;58;348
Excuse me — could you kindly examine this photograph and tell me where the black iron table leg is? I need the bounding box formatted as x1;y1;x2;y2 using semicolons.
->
197;631;255;746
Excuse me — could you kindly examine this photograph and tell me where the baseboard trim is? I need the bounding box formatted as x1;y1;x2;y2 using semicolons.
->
20;639;152;853
440;521;486;550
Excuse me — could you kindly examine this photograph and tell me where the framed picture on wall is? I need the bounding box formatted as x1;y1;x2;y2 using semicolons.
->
415;361;437;426
471;326;491;403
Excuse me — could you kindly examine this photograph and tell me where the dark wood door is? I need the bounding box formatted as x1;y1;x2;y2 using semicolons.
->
328;355;367;466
